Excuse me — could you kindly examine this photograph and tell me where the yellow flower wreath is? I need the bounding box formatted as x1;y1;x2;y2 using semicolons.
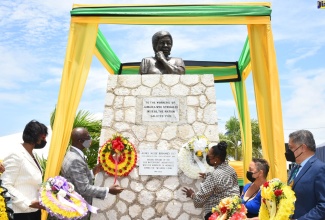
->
259;178;296;220
39;176;88;219
0;187;9;220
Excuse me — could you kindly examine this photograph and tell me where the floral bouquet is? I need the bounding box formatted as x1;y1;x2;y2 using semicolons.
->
178;135;213;179
39;176;93;219
98;134;137;183
209;195;247;220
259;178;296;220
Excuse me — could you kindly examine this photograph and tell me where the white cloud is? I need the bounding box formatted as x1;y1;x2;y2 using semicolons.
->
286;46;321;67
0;92;32;104
271;1;325;45
282;68;325;144
101;25;247;63
83;67;110;94
0;46;42;89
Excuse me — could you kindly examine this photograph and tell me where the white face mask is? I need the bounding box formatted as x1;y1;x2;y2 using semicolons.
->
82;139;92;148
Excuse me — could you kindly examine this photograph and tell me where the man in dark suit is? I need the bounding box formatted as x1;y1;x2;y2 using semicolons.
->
288;130;325;220
61;127;123;220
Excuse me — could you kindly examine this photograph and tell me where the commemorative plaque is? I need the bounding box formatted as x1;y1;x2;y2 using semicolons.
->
139;150;178;176
142;97;179;122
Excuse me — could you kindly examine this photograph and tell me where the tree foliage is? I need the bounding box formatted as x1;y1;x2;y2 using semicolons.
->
37;108;102;175
251;119;262;158
219;116;262;160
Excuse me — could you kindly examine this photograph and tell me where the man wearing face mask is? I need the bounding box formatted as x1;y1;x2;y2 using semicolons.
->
61;127;124;220
2;120;48;220
241;158;269;218
286;130;325;220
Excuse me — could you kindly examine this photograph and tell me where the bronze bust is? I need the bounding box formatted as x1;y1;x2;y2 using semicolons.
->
139;31;185;75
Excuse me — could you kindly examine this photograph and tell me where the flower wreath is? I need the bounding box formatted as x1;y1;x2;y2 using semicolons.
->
39;176;96;220
209;195;247;220
0;182;13;220
178;135;213;179
0;186;9;220
98;134;137;183
259;178;296;220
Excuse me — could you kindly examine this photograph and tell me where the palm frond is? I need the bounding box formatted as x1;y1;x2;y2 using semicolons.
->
35;154;47;181
219;116;262;160
50;108;102;169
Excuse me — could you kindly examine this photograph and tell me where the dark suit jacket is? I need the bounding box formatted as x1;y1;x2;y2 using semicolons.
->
292;155;325;219
61;147;107;205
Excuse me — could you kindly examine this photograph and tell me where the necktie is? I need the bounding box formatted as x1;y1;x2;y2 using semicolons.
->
288;164;301;185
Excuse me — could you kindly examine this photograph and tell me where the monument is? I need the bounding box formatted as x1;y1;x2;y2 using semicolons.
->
139;31;185;75
92;73;219;220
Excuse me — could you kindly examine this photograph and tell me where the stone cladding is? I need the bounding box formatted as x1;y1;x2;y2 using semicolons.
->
91;74;218;220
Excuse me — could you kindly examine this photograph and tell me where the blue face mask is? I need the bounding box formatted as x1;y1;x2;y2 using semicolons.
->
82;139;92;148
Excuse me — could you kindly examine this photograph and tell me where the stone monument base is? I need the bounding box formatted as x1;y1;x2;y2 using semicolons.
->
92;74;219;220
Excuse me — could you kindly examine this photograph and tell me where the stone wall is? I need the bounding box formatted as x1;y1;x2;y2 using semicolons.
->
91;74;219;220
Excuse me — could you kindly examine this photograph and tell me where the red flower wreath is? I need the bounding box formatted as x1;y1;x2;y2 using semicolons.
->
98;134;137;180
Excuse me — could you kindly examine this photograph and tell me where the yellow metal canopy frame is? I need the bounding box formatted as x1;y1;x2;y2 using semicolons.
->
43;4;286;218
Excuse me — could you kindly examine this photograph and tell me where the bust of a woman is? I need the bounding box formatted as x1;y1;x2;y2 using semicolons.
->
139;31;185;75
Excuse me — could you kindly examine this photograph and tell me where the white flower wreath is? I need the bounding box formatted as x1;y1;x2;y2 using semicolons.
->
178;135;214;179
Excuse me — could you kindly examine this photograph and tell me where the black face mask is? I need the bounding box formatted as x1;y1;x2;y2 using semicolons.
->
285;144;303;162
206;155;214;167
246;171;256;182
35;140;47;149
285;149;296;162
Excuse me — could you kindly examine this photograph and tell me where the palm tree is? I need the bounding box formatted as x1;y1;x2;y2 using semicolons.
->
41;108;102;171
219;116;242;160
251;119;262;158
219;116;262;160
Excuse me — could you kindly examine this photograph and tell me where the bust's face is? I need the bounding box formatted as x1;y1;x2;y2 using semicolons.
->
155;36;172;56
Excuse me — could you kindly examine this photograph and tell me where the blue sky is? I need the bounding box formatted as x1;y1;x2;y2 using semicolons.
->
1;0;325;146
